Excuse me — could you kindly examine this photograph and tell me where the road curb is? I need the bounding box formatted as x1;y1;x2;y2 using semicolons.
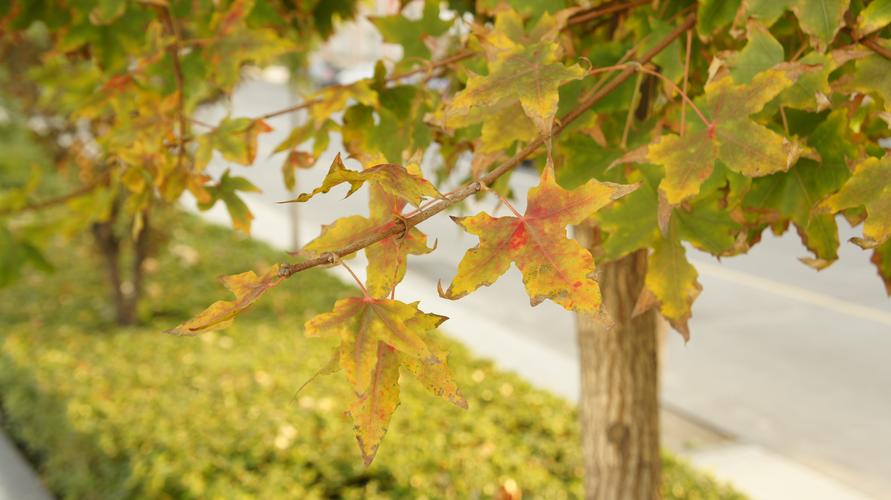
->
0;430;52;500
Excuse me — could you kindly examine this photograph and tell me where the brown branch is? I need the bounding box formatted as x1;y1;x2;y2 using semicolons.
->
0;176;107;216
279;13;697;278
259;0;649;121
157;5;187;170
566;0;653;27
862;37;891;61
257;50;476;121
257;97;324;121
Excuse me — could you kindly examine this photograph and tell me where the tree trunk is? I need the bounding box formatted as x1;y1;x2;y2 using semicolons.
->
91;208;151;326
575;226;661;500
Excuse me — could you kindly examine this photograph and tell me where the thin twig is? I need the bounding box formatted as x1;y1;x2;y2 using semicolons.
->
259;0;651;121
633;63;710;128
157;5;187;170
621;70;644;149
862;37;891;61
681;28;692;136
0;176;108;216
566;0;653;27
279;13;697;278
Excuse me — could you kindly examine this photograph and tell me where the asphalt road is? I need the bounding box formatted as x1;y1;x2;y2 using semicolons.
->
197;78;891;498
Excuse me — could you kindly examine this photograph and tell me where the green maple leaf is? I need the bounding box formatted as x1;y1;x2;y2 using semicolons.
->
744;110;853;264
697;0;742;38
821;156;891;249
647;64;810;205
195;118;274;169
857;0;891;36
595;166;661;261
729;22;784;84
745;0;850;50
198;170;261;234
372;0;451;63
852;52;891;111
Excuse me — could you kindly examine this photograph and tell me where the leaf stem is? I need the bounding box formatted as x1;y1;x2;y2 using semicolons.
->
621;70;645;149
338;257;369;296
634;64;711;128
279;13;697;279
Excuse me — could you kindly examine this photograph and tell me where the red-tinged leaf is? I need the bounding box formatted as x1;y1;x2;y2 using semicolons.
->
440;167;636;312
166;266;283;335
820;156;891;248
648;64;812;204
281;149;315;191
348;343;401;466
282;153;440;206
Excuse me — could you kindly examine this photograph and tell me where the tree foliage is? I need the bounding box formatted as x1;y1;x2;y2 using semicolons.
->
3;0;891;464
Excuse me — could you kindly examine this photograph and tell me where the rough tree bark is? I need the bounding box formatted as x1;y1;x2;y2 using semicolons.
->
575;225;661;500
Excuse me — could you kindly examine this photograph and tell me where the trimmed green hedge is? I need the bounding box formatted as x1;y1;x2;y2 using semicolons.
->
0;213;743;499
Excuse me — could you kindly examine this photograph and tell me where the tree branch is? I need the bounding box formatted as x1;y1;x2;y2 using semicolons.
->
862;37;891;61
157;5;187;170
279;13;696;278
0;176;108;216
566;0;653;28
259;0;652;122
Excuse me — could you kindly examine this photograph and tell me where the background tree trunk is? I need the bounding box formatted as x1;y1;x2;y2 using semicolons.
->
575;225;661;500
91;204;151;326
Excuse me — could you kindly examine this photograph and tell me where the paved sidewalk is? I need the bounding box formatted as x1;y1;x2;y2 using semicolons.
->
0;431;51;500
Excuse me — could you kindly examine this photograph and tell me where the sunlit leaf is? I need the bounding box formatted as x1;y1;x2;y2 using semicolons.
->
304;296;460;464
441;167;636;312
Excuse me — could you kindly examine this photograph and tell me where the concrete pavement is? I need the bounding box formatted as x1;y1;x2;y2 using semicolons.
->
0;432;51;500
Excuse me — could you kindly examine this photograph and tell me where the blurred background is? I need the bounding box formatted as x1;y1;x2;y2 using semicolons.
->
1;1;889;499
